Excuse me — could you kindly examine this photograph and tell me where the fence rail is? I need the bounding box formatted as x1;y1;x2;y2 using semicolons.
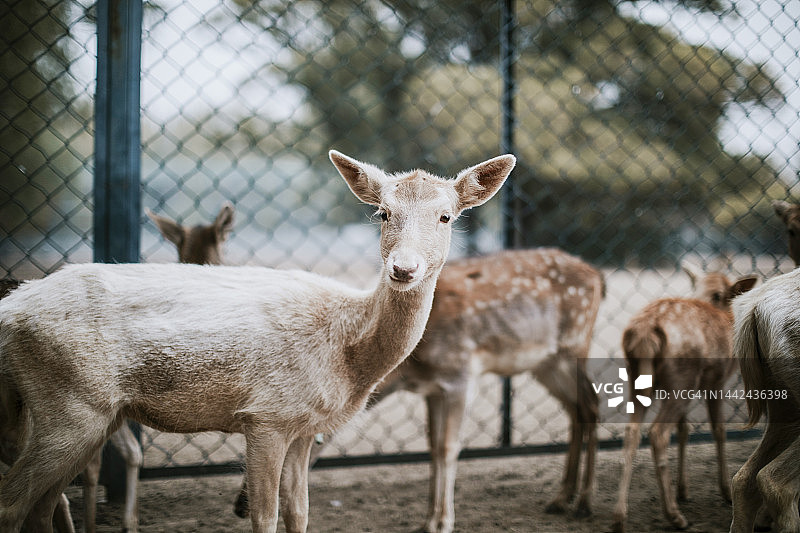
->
2;0;799;482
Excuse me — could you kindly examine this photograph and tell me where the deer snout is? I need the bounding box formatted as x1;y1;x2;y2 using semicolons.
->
387;249;426;288
392;262;418;281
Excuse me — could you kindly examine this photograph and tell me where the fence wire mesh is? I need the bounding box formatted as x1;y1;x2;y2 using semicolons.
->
2;0;799;473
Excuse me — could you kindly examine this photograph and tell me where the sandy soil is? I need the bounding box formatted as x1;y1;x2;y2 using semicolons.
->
68;438;757;533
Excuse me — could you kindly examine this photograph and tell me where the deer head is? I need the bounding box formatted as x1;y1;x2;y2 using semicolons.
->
329;150;515;292
146;203;235;265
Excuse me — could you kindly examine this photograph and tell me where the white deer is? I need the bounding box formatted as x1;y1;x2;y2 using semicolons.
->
611;267;757;532
729;267;800;533
0;150;513;533
78;203;236;533
236;247;605;533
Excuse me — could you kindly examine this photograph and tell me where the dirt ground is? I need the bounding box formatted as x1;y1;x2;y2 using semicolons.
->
67;438;758;533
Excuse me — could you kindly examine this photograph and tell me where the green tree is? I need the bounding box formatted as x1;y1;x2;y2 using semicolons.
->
199;0;792;264
515;0;784;263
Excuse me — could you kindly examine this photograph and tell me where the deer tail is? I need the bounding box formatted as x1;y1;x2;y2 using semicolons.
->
734;299;767;427
622;325;664;400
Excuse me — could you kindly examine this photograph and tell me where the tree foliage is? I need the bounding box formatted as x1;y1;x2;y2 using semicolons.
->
3;0;790;270
230;0;785;264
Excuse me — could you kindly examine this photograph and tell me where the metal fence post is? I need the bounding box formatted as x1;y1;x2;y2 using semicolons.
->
94;0;143;503
499;0;517;449
94;0;142;265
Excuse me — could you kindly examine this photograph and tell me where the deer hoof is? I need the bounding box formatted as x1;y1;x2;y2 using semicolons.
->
544;502;567;514
233;492;249;519
544;500;569;514
671;513;689;530
609;519;625;533
574;501;592;518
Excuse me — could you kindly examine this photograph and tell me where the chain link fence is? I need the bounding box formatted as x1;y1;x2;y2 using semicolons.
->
2;0;799;475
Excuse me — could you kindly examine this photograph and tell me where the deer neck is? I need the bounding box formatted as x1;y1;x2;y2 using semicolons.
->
344;267;439;392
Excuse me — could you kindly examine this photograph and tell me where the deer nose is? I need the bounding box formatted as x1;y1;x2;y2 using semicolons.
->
392;262;418;281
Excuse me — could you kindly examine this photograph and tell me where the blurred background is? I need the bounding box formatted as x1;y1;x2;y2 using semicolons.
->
2;0;798;474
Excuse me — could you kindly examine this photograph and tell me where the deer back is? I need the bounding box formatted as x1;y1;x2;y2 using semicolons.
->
0;263;365;433
409;248;604;376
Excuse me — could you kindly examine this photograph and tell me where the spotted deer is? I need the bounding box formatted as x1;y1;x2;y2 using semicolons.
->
237;247;605;533
77;203;236;533
729;267;800;533
611;267;757;533
773;200;800;267
0;150;513;533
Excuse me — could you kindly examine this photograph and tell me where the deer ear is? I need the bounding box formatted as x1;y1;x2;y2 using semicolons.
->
730;276;758;298
453;155;515;212
146;209;184;247
681;261;701;290
773;200;795;222
329;150;384;206
214;202;235;242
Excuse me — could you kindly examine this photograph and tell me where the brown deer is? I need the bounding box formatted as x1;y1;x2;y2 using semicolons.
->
0;150;513;533
78;202;235;533
237;247;605;533
145;202;234;266
729;267;800;533
611;267;757;532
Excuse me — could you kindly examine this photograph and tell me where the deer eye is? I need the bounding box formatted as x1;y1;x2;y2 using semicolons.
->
374;209;388;222
712;292;723;303
439;214;451;224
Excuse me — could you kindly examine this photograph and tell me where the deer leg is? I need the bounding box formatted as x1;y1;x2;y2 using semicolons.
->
278;435;314;533
544;409;581;515
575;364;598;517
53;493;75;533
81;448;102;533
730;422;789;533
649;399;689;530
0;409;75;533
755;430;800;533
23;485;71;533
611;402;647;533
108;423;142;532
1;407;111;533
234;477;250;519
706;396;731;503
233;377;400;520
423;382;470;533
576;417;597;518
536;358;595;516
676;414;689;501
244;428;290;533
